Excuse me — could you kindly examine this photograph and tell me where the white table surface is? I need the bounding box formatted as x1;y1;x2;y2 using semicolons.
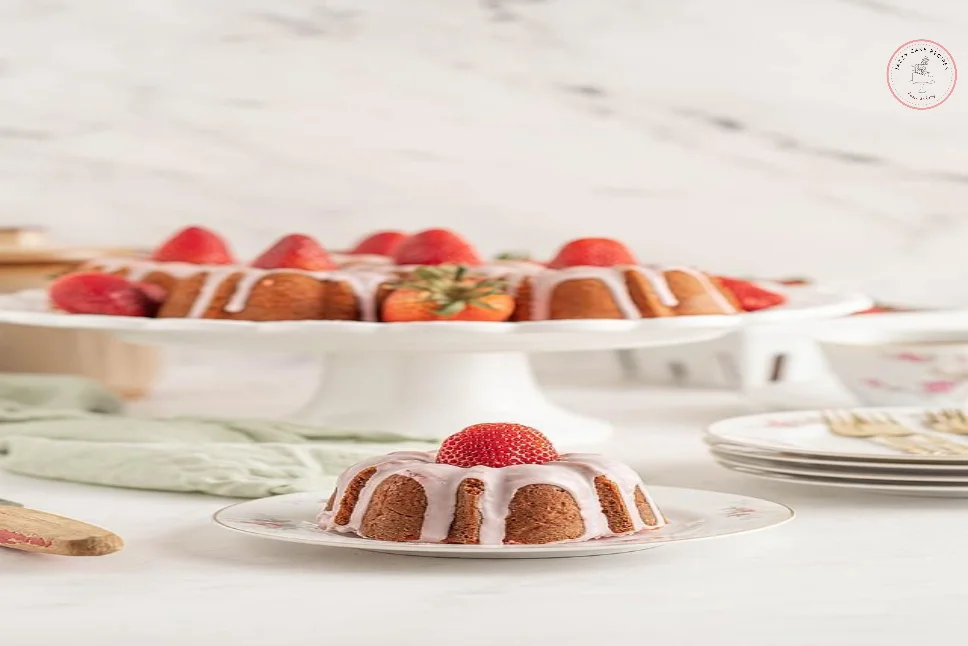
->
3;354;966;646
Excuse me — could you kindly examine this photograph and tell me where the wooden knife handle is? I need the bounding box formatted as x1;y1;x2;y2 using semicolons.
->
0;507;123;556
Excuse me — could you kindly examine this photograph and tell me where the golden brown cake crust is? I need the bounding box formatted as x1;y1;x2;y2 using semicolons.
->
359;475;427;542
634;486;658;526
510;278;533;322
594;476;635;534
156;272;393;321
157;273;211;318
547;279;626;320
445;478;484;544
665;270;736;315
503;484;585;544
332;467;377;526
510;268;736;321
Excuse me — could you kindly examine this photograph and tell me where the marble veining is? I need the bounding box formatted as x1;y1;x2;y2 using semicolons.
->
0;0;966;307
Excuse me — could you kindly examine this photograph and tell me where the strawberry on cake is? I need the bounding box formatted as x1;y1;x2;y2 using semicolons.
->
318;423;666;545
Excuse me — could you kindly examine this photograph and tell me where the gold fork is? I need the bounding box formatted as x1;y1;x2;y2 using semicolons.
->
924;409;968;436
822;411;968;456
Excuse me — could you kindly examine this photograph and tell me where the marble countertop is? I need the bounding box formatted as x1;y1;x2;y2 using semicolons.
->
3;356;966;646
2;1;968;308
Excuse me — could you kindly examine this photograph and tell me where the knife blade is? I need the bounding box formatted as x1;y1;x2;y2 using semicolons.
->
0;499;123;556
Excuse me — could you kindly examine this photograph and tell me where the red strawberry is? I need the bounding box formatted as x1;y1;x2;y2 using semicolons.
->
350;230;407;256
436;422;559;468
718;277;786;311
548;238;638;269
252;234;336;270
381;266;514;323
392;228;483;266
49;273;156;317
152;226;235;265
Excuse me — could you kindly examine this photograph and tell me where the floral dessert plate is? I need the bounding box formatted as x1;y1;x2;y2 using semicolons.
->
212;486;794;560
707;408;968;463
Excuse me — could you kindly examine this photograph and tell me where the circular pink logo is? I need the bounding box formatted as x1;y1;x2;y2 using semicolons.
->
888;39;957;109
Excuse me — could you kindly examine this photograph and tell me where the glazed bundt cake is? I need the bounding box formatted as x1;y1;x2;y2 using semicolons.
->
318;423;666;545
53;226;784;322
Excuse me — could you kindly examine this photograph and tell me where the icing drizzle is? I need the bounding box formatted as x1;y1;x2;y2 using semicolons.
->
317;451;666;545
88;258;737;322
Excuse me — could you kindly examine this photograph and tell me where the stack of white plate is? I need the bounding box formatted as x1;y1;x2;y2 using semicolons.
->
705;407;968;497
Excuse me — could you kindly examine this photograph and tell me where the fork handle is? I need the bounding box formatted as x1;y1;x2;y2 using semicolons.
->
872;436;936;456
909;434;968;456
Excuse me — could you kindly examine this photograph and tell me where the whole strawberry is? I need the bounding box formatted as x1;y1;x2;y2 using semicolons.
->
381;265;514;322
152;226;235;265
436;423;559;468
392;228;483;266
50;273;161;317
717;277;786;311
350;230;407;256
548;238;638;268
252;234;336;271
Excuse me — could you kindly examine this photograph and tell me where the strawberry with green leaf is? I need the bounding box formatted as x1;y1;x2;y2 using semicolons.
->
381;265;514;322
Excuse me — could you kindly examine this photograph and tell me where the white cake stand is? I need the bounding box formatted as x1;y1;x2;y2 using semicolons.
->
0;287;870;447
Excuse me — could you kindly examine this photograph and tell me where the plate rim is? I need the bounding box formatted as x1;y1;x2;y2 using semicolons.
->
211;485;795;556
711;450;968;483
707;440;968;470
719;461;968;492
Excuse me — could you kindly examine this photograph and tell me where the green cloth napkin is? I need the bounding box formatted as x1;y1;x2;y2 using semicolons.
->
0;374;433;498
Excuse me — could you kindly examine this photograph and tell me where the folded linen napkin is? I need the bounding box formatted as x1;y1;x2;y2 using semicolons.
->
0;374;433;498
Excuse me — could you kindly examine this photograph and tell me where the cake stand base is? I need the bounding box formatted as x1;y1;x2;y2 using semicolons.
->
290;352;612;448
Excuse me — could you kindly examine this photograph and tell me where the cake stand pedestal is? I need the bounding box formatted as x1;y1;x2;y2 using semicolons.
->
114;323;731;447
0;286;872;447
293;352;614;445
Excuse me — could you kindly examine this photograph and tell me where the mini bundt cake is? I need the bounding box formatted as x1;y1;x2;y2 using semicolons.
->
318;423;666;545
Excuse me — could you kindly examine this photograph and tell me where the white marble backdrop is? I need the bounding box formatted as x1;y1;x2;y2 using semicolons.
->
1;0;966;306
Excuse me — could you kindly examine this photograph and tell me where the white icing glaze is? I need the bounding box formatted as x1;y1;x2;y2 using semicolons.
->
635;265;680;307
317;451;666;545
